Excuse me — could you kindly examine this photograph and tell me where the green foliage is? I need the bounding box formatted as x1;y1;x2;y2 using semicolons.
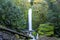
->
46;0;60;37
0;0;25;30
12;0;30;29
32;31;37;36
32;0;48;30
0;0;60;37
38;24;54;36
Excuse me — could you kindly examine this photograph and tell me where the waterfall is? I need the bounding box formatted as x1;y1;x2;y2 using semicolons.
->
36;33;39;40
28;0;37;40
28;8;36;40
28;8;32;31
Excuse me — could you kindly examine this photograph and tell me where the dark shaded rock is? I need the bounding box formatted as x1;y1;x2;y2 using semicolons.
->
0;31;19;40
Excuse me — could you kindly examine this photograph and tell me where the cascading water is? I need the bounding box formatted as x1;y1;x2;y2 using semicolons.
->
28;8;32;31
28;8;36;40
28;8;35;40
28;0;38;40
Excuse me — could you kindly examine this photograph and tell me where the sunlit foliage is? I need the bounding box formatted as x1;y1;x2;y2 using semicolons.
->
38;24;54;36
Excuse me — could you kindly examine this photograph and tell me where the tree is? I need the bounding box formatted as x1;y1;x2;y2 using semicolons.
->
11;0;30;29
0;0;25;31
46;0;60;37
32;0;48;31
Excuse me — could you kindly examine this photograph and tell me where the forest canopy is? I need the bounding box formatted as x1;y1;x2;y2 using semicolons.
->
0;0;60;37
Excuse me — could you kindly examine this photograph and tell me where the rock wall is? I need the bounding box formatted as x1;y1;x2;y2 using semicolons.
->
0;31;19;40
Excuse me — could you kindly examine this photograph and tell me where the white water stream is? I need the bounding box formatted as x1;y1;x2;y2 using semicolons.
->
28;0;38;40
28;8;36;40
28;8;32;31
